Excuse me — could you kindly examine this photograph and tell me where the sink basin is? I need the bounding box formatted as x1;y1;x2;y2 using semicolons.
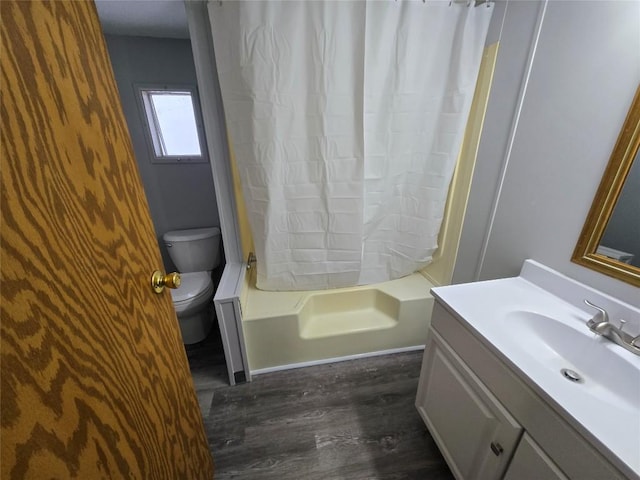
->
502;311;640;411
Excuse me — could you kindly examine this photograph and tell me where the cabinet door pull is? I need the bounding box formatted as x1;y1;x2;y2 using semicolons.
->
490;441;504;456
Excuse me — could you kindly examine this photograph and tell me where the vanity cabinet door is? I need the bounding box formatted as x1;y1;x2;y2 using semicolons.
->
416;331;522;480
503;433;569;480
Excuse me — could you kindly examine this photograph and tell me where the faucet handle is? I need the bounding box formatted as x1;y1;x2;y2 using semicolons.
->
583;299;609;325
618;319;627;333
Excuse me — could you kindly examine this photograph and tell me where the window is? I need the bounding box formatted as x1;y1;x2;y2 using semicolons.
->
138;86;206;163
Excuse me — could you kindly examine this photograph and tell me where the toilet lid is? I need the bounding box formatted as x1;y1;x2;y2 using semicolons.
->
170;272;214;305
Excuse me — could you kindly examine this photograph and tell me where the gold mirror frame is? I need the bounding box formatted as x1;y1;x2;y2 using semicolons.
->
572;84;640;287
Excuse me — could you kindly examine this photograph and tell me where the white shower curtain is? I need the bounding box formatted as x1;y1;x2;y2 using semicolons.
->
210;1;493;291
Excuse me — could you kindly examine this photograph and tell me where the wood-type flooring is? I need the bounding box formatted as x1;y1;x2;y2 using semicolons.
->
186;333;453;480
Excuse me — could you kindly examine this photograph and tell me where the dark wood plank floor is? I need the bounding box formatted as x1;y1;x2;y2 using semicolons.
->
186;334;453;480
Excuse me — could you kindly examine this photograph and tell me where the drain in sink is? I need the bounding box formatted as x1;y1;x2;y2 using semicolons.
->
560;368;584;383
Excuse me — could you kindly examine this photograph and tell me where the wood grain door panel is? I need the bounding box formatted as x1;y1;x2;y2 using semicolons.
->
1;1;214;478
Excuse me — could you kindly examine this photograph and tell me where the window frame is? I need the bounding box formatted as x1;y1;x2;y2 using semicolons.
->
135;83;208;164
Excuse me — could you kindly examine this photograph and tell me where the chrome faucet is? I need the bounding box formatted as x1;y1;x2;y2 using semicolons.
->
584;299;609;328
584;300;640;356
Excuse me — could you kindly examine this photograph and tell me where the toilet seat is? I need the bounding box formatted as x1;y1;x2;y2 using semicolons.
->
171;272;214;314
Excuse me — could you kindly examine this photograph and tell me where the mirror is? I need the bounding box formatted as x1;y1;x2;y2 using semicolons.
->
572;84;640;287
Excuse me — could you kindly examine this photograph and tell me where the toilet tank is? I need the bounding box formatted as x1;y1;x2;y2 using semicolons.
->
163;227;221;273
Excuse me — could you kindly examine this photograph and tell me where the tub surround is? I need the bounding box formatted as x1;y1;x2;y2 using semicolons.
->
416;260;639;479
242;272;435;373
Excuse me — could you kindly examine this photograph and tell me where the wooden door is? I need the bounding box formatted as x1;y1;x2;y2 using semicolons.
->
1;1;214;478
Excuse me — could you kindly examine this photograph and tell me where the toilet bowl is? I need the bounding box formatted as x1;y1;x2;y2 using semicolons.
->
170;272;215;344
163;227;221;345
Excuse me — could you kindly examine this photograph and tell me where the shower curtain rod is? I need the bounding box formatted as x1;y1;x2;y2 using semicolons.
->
451;0;494;6
214;1;493;7
392;0;492;5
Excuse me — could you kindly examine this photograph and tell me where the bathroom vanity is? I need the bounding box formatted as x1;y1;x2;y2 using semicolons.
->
415;261;640;480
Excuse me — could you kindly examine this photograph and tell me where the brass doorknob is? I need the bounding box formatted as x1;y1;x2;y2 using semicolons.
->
151;270;181;294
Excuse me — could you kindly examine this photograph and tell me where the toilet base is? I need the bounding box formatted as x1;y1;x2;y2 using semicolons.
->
178;304;213;345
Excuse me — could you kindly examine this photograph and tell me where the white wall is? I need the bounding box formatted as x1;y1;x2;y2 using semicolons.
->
454;0;544;285
454;0;640;306
105;35;221;271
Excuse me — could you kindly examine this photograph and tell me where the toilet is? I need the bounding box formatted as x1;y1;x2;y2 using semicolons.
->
163;227;221;344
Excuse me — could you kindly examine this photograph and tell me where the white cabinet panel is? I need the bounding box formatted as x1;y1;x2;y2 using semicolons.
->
504;433;569;480
416;331;522;480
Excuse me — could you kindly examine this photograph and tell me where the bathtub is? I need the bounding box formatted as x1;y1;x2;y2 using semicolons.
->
234;44;498;375
241;271;435;374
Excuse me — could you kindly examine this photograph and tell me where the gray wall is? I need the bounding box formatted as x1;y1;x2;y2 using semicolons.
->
105;35;220;271
453;0;640;306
